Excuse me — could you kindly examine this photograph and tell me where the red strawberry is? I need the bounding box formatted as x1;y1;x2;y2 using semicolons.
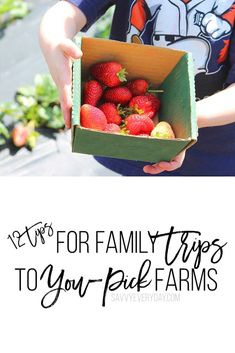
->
146;93;161;106
103;87;132;105
80;104;107;131
125;114;154;136
99;103;122;125
127;79;148;96
90;61;127;87
104;123;121;133
129;94;161;119
83;80;103;106
12;125;28;147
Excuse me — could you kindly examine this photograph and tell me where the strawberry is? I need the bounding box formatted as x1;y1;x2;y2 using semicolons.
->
90;61;127;87
129;94;161;119
103;87;132;105
80;104;107;131
127;79;149;96
12;125;28;147
99;103;122;125
83;80;103;106
125;114;154;136
104;123;121;133
151;121;175;139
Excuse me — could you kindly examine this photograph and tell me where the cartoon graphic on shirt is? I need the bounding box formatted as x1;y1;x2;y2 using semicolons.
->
127;0;235;75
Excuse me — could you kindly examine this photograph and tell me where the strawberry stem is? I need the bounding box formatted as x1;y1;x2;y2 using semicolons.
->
117;104;134;118
117;68;128;83
148;89;164;93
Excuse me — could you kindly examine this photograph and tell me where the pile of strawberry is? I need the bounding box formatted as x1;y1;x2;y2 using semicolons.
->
80;61;175;139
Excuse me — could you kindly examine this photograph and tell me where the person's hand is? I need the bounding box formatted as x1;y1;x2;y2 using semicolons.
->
39;2;86;128
41;38;83;129
143;150;186;175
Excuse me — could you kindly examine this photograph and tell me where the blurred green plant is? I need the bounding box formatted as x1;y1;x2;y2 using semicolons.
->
0;6;114;149
94;6;114;39
0;116;9;145
0;74;64;149
0;0;30;30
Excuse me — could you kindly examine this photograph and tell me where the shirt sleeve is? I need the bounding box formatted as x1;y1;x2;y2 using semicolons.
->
225;27;235;86
66;0;115;31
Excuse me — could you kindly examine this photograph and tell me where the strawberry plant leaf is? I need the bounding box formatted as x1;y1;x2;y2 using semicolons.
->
0;136;6;145
17;85;35;97
0;121;9;145
46;106;64;130
16;94;37;108
34;74;59;105
0;73;65;150
0;102;24;120
0;0;30;30
0;121;9;138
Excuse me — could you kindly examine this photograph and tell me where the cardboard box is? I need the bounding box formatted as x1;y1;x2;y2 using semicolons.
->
72;36;198;163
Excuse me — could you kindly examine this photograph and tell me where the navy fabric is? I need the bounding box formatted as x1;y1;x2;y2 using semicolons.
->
67;0;116;31
68;0;235;176
95;124;235;176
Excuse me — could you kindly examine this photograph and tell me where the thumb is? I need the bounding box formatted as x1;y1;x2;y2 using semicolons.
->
60;38;83;60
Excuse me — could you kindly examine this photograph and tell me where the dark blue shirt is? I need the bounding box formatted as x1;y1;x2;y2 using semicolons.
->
68;0;235;175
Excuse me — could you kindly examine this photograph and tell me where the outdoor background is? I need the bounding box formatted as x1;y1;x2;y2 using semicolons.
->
0;0;118;176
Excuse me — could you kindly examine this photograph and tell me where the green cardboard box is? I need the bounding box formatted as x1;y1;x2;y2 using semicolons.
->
72;36;198;163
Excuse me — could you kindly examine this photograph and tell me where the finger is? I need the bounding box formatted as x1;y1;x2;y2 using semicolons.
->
143;164;166;175
158;160;180;171
158;151;185;171
61;104;72;130
59;84;72;129
57;59;73;129
60;38;83;60
175;150;186;163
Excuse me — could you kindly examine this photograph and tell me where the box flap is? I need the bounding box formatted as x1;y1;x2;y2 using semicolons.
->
73;127;192;163
81;37;186;85
159;52;198;140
